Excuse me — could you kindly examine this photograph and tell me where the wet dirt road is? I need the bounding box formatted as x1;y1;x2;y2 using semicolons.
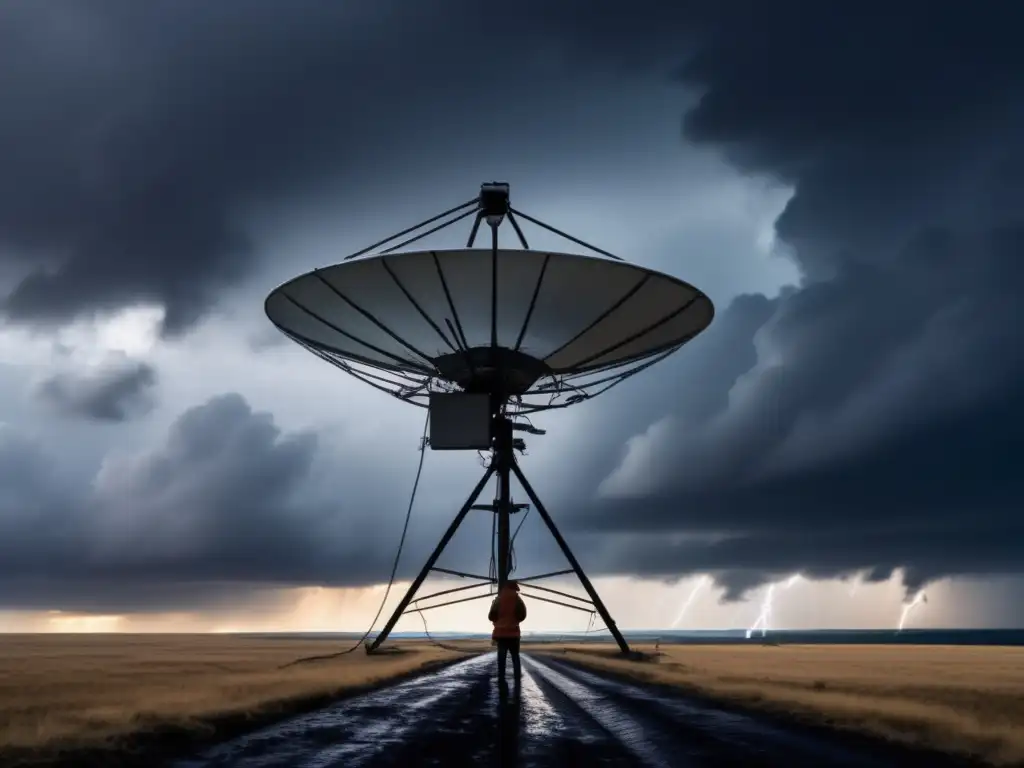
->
173;653;952;768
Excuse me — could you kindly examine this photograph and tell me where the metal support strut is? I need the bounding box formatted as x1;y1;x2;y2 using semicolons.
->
366;467;495;652
367;415;630;655
493;411;519;592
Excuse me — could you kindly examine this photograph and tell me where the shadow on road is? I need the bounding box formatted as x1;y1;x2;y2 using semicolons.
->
495;682;522;767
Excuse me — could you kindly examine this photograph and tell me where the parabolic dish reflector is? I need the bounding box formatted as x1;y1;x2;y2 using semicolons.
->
266;248;713;413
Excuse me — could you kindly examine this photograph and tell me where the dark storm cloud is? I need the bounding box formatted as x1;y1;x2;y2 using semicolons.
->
553;2;1024;599
0;386;571;612
1;1;407;332
4;0;1023;610
0;1;516;333
0;0;775;338
34;356;157;422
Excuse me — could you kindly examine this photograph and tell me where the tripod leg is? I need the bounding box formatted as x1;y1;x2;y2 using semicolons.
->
510;462;631;655
367;465;496;652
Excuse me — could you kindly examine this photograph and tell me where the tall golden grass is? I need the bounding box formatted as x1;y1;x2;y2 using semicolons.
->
532;643;1024;766
0;633;473;764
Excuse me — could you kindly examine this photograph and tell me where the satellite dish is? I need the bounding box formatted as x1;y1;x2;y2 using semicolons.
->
266;248;712;412
264;183;715;655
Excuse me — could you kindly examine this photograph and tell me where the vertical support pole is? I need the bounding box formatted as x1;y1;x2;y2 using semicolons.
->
490;221;499;349
367;465;496;652
494;416;513;588
510;462;632;655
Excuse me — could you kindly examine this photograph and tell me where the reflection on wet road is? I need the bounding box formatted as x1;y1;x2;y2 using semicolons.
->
173;653;919;768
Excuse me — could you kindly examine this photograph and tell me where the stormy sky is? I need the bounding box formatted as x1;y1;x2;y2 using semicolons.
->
1;1;1022;632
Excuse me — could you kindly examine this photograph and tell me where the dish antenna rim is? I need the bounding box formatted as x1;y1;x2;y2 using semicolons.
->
263;184;714;415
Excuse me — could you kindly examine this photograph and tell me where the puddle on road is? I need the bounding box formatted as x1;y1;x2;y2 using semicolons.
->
523;657;684;768
516;666;620;745
543;657;901;768
173;656;488;768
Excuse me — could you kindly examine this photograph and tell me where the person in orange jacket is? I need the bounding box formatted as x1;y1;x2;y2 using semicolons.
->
488;579;527;686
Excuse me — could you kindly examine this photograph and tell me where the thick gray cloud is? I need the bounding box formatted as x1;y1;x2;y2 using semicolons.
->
34;357;157;422
0;393;444;611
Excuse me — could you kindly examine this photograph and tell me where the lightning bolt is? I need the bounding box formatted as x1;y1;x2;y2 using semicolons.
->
671;575;710;628
746;574;801;639
746;584;775;639
897;591;927;631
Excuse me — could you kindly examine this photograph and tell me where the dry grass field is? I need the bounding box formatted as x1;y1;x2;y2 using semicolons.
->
0;633;481;766
5;635;1021;767
531;642;1024;766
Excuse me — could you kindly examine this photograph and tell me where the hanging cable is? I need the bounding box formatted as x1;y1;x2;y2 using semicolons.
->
488;501;497;593
280;409;431;668
508;502;531;575
411;605;465;652
582;618;615;636
407;592;489;654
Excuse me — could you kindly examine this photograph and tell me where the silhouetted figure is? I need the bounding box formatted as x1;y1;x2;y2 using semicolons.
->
488;580;527;689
